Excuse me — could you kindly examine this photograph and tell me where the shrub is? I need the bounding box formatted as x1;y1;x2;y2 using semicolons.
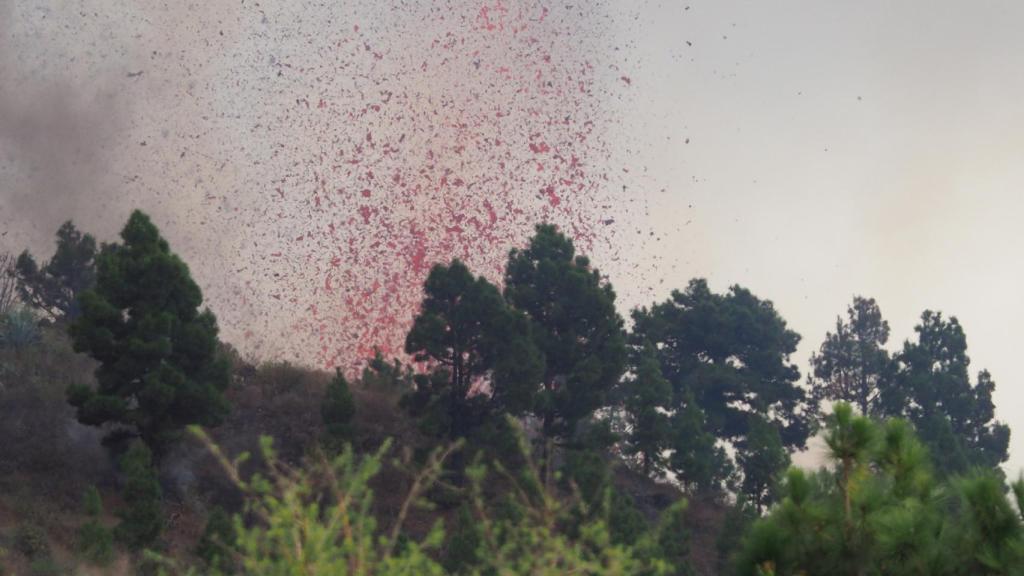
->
253;361;312;398
609;489;647;546
360;350;414;394
652;499;694;576
196;506;236;572
13;523;49;558
28;556;62;576
77;486;114;566
0;307;41;350
149;421;671;575
442;504;482;574
115;441;163;549
190;429;451;575
321;368;356;448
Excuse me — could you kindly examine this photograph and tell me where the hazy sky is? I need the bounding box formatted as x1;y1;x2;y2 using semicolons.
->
2;0;1023;472
613;0;1024;472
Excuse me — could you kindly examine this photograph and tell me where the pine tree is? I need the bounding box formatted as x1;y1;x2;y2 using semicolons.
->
668;391;730;494
442;504;482;574
76;486;114;566
66;210;230;457
504;224;626;483
404;259;542;441
730;404;1024;576
196;506;237;573
621;341;672;476
360;349;413;393
653;500;694;576
882;310;1010;475
809;296;891;417
633;279;812;490
14;220;96;322
322;368;356;447
736;416;789;514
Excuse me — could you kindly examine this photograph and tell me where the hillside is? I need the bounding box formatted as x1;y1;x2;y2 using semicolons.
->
0;324;729;575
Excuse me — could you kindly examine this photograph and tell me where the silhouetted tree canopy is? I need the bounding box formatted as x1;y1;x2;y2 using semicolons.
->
504;224;626;456
322;367;356;446
736;414;789;514
880;310;1010;475
668;390;731;495
809;296;891;417
403;259;542;441
621;340;673;476
15;220;96;322
632;279;814;457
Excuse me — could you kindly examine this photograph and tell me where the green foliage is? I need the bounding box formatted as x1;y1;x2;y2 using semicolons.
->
948;474;1024;574
608;489;648;547
361;349;414;393
28;556;62;576
621;341;673;476
669;390;731;494
189;430;452;575
404;259;542;442
733;404;1024;576
504;224;626;454
165;420;671;576
14;220;96;322
651;499;694;576
13;522;49;558
76;485;114;566
196;506;236;573
562;448;611;506
462;423;669;576
0;306;41;350
882;310;1010;475
716;498;756;574
115;441;163;550
443;504;483;574
809;296;891;416
322;368;356;447
736;416;790;514
632;279;813;493
824;403;877;505
67;210;230;456
559;447;650;548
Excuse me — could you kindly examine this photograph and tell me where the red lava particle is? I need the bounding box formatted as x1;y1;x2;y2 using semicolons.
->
218;1;645;369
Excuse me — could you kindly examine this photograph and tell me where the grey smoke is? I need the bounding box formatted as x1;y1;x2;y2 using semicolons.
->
0;85;121;238
0;0;126;251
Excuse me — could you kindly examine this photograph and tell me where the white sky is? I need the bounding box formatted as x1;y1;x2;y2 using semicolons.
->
608;0;1024;474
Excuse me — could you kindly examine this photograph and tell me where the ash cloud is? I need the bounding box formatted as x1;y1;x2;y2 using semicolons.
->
0;0;127;250
0;84;122;243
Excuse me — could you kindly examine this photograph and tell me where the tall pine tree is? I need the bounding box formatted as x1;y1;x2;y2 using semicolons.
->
67;210;229;458
809;296;891;417
504;224;626;482
881;310;1009;475
403;259;542;441
633;279;812;495
621;341;672;476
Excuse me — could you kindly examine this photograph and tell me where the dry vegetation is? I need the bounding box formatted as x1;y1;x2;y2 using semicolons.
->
0;325;710;575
